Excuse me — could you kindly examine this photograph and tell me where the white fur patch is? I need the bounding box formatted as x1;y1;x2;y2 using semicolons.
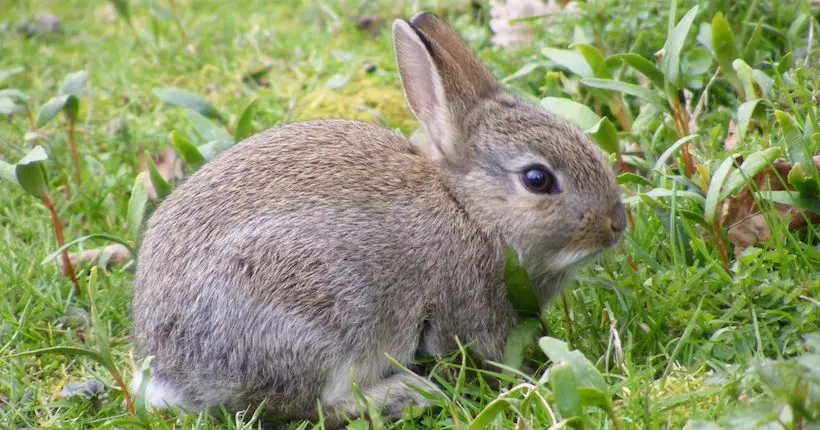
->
321;358;389;406
549;249;594;271
130;372;184;410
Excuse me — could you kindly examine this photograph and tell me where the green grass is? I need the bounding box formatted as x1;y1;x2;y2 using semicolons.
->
1;0;818;428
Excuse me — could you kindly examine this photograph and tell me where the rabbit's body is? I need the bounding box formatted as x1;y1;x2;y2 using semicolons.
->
132;12;626;426
133;120;515;419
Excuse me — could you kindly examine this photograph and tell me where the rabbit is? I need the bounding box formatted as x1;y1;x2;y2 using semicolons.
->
130;11;626;427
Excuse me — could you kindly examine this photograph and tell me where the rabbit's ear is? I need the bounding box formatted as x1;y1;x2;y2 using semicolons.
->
392;14;498;163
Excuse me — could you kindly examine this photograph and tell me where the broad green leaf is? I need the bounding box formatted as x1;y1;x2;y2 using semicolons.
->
720;147;783;200
502;318;543;376
682;48;713;76
662;5;700;94
128;173;151;240
787;163;819;197
61;71;88;97
501;62;543;83
467;398;510;430
572;25;588;44
587;117;620;154
36;94;72;128
196;140;220;161
737;99;764;143
0;89;29;101
653;134;698;172
154;88;223;122
572;44;611;79
754;190;820;214
542;48;592;78
234;98;257;142
539;337;610;403
751;70;773;97
710;12;740;90
576;387;611;409
549;363;583;423
540;97;600;130
15;145;50;200
696;22;713;54
774;110;808;166
607;53;665;89
503;246;540;317
632;103;661;134
63;94;80;122
705;157;735;222
0;97;21;116
170;131;206;168
145;154;172;200
188;110;233;147
581;78;671;114
732;59;757;101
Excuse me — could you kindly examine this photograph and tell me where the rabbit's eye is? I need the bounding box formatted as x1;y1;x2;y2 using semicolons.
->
521;165;558;193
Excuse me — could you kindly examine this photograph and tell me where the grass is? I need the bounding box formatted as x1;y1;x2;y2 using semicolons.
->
1;0;818;428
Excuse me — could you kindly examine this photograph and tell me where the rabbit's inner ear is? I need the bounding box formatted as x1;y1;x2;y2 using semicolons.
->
393;20;454;162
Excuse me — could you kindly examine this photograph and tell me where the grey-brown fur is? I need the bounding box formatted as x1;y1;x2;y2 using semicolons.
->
131;12;625;427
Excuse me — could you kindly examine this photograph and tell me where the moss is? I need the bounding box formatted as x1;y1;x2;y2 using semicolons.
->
293;79;418;132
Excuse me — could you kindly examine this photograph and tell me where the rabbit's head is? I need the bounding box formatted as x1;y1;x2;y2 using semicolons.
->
393;13;625;283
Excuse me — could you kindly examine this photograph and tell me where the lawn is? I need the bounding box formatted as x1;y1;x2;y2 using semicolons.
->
1;0;818;428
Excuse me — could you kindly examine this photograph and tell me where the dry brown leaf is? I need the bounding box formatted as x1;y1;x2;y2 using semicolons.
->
719;158;820;254
138;148;184;201
63;244;131;269
724;120;737;151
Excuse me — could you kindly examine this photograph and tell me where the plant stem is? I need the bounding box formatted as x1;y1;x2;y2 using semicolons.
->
671;103;695;178
110;367;136;415
168;0;191;46
712;221;730;269
65;116;82;185
560;292;575;349
26;106;35;131
611;97;632;132
616;152;629;174
43;195;81;296
606;405;622;430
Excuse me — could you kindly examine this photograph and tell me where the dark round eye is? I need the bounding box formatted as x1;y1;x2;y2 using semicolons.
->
521;164;558;193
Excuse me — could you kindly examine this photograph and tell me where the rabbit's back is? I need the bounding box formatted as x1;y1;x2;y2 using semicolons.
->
131;120;507;416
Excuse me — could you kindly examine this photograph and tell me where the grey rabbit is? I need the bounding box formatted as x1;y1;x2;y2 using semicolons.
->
130;11;626;426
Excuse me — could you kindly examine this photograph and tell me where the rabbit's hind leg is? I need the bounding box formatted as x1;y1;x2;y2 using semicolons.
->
324;372;442;426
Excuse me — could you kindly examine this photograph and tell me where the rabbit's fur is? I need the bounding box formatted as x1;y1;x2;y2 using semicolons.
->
131;12;625;426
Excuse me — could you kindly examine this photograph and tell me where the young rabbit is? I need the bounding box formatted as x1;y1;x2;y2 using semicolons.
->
131;12;626;426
